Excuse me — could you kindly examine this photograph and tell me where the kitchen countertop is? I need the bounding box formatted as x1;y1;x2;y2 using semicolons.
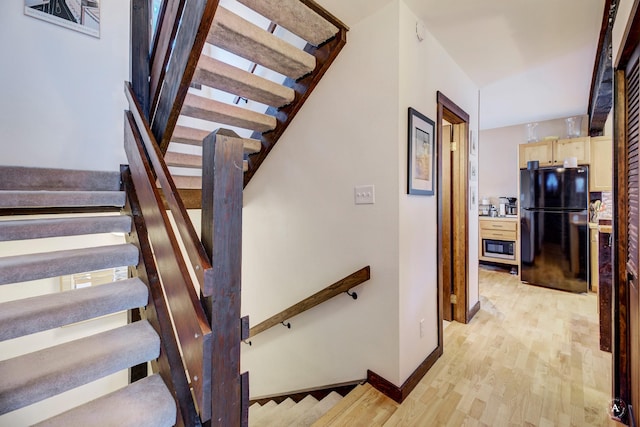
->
589;221;612;233
479;215;518;221
599;225;612;233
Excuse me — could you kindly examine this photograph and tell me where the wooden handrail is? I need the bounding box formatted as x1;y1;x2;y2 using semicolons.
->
125;82;215;296
249;266;371;338
131;0;150;117
121;166;201;426
124;109;213;422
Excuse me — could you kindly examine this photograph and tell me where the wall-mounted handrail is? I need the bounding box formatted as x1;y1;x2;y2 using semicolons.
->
125;82;215;296
124;106;213;422
249;266;371;338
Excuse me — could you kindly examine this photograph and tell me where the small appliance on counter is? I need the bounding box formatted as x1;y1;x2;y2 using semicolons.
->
497;196;518;217
479;198;491;216
506;197;518;216
498;197;509;216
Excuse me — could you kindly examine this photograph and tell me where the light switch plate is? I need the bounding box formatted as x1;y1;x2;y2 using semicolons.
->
355;185;375;204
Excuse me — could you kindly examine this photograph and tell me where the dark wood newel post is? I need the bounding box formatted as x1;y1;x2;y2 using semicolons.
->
201;129;245;427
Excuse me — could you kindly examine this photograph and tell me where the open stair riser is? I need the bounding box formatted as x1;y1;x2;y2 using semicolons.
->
0;166;177;426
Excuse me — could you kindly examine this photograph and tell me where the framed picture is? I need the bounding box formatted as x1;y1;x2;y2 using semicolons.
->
469;159;478;181
25;0;100;38
408;107;436;196
469;130;477;156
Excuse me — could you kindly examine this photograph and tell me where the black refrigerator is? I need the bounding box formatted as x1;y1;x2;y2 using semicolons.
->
520;166;589;292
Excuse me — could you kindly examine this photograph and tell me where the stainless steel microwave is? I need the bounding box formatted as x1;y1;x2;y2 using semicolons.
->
482;238;515;260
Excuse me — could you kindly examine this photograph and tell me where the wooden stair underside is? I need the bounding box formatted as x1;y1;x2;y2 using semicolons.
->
164;0;345;199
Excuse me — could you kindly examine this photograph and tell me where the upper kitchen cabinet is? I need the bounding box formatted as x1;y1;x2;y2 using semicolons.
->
519;140;555;168
590;136;613;191
518;137;590;169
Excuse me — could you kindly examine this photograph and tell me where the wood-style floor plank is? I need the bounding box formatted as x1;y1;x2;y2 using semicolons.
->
316;266;622;426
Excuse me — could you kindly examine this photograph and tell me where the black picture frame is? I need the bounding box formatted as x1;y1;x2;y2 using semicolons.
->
407;107;436;196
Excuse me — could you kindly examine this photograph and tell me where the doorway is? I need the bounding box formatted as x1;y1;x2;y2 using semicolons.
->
437;92;470;324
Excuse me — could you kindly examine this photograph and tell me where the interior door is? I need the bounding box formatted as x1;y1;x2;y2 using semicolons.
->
437;92;470;324
441;124;453;321
616;43;640;425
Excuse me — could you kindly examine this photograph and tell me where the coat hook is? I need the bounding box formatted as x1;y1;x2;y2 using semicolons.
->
345;290;358;300
281;321;291;329
243;340;252;346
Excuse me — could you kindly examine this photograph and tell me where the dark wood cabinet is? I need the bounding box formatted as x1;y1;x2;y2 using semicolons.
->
598;221;612;352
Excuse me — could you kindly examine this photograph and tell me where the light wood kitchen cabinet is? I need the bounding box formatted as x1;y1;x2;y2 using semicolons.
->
479;217;519;267
590;136;613;192
519;140;555;168
555;137;590;165
518;137;591;169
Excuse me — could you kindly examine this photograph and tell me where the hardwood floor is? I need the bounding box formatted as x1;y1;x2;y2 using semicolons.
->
318;266;620;426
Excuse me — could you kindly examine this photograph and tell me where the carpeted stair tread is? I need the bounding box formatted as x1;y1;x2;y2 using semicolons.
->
171;125;262;153
208;7;315;80
0;278;148;342
236;0;339;47
165;152;202;169
171;175;203;190
291;392;342;426
0;243;139;286
311;384;370;426
0;215;132;241
0;321;160;415
181;93;276;133
172;163;248;190
0;167;121;191
0;190;126;209
32;374;176;427
194;55;295;107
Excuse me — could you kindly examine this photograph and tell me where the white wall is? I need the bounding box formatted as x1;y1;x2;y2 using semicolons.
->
0;1;130;171
241;1;402;395
240;0;480;396
398;1;479;383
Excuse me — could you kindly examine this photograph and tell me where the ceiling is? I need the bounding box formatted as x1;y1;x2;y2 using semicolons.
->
315;0;606;130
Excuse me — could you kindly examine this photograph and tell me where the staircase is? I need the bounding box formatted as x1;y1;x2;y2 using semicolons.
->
249;392;342;426
0;166;176;426
247;384;400;426
151;0;348;199
0;0;352;424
